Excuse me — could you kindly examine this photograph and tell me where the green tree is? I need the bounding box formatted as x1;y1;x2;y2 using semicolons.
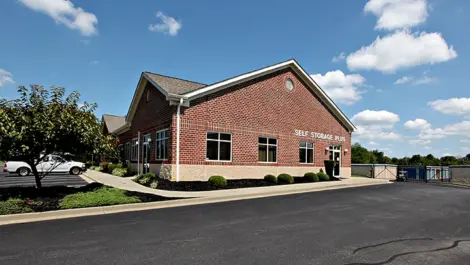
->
440;156;459;166
351;143;376;164
0;85;117;188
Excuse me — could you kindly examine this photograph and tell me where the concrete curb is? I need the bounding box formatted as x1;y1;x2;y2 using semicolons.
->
0;181;391;226
78;173;95;184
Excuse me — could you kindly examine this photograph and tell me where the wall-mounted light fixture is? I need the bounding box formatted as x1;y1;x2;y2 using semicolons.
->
344;148;349;154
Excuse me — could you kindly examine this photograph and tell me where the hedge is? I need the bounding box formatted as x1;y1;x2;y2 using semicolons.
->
208;176;227;188
318;172;330;181
264;174;278;184
304;172;319;182
278;173;294;184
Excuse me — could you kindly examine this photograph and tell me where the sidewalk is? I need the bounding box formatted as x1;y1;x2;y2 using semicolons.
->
82;170;391;199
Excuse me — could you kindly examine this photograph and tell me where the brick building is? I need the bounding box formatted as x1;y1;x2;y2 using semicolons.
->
105;59;356;181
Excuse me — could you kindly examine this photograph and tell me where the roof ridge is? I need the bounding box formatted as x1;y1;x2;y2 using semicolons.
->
144;71;207;86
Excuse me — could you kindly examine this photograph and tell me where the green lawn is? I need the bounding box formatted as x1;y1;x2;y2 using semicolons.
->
0;161;4;167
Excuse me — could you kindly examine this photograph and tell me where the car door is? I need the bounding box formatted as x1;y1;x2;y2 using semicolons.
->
37;155;53;173
51;155;69;172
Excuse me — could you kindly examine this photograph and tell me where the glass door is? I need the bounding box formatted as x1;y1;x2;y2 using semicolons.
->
329;145;341;177
143;134;151;174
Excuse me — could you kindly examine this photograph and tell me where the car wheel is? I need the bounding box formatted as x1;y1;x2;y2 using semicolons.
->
18;167;30;177
70;167;81;175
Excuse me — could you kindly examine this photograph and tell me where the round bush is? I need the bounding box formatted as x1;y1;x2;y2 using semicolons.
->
264;174;278;184
112;168;127;177
304;172;319;182
143;172;156;179
139;176;152;186
208;175;227;188
318;172;330;181
108;163;123;171
150;181;159;189
278;173;294;184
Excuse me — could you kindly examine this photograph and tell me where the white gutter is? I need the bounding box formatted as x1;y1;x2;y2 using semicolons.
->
175;97;183;182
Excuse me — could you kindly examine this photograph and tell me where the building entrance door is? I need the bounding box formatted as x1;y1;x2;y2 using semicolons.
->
142;134;151;174
329;145;341;177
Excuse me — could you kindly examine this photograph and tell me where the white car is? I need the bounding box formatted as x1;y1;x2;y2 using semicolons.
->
3;155;86;176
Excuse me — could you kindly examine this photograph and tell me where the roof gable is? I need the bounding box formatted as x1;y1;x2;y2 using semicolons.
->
117;59;356;134
102;114;126;134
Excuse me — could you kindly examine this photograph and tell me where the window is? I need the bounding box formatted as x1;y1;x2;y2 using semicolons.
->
131;138;138;161
299;141;314;163
125;142;131;161
206;132;232;161
156;129;169;160
259;137;277;162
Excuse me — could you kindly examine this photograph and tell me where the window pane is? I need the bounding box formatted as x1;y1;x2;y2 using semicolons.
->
268;146;277;162
206;140;219;160
307;142;313;148
220;133;231;141
156;141;161;159
268;138;277;145
207;132;218;140
299;149;306;163
307;149;314;163
258;145;267;162
259;137;267;144
164;130;169;138
219;142;231;161
164;138;168;159
299;141;306;148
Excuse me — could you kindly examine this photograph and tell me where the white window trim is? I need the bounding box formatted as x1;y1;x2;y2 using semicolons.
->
299;141;315;164
258;136;278;163
155;128;169;161
206;132;232;162
131;138;138;161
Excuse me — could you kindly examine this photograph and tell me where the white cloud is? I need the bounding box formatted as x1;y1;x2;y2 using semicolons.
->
409;139;431;145
80;39;90;45
404;118;431;130
368;141;379;146
376;88;384;93
460;139;470;144
19;0;98;36
0;69;15;87
148;11;182;36
90;60;99;65
395;75;437;85
346;31;457;73
413;75;437;85
332;52;346;62
418;121;470;140
364;0;429;31
311;70;365;105
351;110;400;128
352;110;402;141
395;76;414;84
428;98;470;115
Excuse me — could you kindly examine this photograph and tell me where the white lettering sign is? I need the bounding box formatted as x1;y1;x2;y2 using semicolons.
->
294;129;346;142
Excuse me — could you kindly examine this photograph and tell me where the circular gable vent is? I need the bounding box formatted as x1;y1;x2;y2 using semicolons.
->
285;78;294;91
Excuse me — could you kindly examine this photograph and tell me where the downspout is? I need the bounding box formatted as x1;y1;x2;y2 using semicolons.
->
176;98;183;182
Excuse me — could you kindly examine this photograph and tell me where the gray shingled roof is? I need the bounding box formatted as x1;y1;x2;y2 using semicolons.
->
144;72;207;95
102;114;126;134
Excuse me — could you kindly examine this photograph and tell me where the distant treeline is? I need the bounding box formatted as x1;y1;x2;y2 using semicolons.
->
352;143;470;166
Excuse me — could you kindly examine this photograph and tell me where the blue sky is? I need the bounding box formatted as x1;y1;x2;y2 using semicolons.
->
1;0;469;158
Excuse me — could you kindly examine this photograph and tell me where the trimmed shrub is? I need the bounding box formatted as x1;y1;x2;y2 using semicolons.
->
112;168;127;177
143;172;156;179
324;160;335;179
304;172;319;182
132;175;142;183
108;163;123;171
0;198;33;215
318;172;330;181
139;176;152;186
264;174;278;184
278;173;294;184
208;176;227;188
150;181;159;189
60;186;141;209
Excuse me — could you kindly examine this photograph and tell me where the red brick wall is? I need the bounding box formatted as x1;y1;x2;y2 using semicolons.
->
118;81;173;163
172;69;352;168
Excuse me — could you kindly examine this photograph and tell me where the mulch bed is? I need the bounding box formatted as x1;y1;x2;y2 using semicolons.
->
0;183;177;213
152;176;339;192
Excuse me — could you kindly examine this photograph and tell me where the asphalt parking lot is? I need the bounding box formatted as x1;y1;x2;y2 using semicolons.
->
1;182;469;264
0;170;88;188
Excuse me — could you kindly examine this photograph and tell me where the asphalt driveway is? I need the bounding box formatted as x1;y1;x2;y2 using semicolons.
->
0;171;88;188
1;183;470;264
